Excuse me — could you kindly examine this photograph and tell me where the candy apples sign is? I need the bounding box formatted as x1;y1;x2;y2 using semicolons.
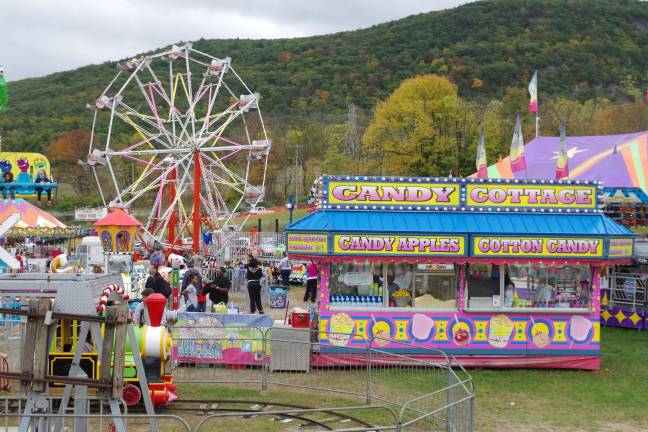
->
333;234;466;256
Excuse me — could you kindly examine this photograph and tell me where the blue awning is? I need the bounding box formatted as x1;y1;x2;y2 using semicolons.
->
286;211;634;237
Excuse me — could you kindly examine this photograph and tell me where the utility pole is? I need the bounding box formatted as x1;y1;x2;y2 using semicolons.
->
294;144;302;204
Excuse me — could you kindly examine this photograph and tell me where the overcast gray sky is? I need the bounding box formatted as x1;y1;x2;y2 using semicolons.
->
1;0;472;81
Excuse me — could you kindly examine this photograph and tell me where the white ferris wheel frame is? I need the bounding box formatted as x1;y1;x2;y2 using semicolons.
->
88;43;271;251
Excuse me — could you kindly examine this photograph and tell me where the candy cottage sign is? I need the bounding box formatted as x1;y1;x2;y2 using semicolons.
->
320;176;602;213
327;181;460;207
465;184;597;210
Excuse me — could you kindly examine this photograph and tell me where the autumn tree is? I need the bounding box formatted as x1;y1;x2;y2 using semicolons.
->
362;74;474;176
48;130;96;195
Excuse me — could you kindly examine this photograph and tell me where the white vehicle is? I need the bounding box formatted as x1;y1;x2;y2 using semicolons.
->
76;236;105;269
249;207;266;214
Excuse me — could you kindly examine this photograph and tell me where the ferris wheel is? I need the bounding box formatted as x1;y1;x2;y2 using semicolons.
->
87;43;270;252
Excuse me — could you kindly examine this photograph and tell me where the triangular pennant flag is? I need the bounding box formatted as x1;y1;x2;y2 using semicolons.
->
528;70;538;113
555;121;569;179
509;114;526;174
475;127;487;178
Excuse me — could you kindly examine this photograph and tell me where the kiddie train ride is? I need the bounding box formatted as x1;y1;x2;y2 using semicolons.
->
50;288;177;407
0;273;176;407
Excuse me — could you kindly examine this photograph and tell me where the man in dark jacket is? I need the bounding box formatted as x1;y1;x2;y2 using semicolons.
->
145;264;170;298
206;267;231;306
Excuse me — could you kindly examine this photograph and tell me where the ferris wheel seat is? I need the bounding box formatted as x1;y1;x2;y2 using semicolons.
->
0;180;58;196
244;186;264;203
239;93;260;111
95;95;123;111
205;58;231;76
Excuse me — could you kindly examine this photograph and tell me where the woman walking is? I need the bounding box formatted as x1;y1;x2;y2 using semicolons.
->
304;260;318;303
246;257;264;314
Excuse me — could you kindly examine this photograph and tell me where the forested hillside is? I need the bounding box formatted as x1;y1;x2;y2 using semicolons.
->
1;0;648;204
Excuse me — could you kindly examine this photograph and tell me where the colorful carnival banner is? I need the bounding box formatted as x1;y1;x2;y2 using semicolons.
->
472;236;604;258
465;184;597;210
319;176;601;213
333;234;466;256
287;232;328;254
172;312;272;365
608;238;634;258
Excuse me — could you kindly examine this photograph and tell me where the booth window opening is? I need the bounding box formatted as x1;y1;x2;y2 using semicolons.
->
328;262;459;309
465;263;592;312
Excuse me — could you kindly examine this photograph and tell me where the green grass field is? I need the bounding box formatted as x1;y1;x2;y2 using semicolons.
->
237;208;309;231
472;326;648;431
175;327;648;431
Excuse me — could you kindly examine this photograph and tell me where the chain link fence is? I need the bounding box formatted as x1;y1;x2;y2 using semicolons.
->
0;321;474;430
171;326;475;431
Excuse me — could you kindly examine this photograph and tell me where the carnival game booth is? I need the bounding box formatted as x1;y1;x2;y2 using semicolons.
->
286;176;635;370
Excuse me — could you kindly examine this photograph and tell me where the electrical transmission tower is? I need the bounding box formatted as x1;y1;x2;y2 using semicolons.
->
343;104;361;174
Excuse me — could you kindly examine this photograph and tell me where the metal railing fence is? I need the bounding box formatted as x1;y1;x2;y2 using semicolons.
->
605;273;648;309
208;231;286;263
170;325;475;431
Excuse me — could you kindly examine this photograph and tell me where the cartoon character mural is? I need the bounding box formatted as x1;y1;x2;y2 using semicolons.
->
116;230;131;253
0;153;57;198
0;160;12;174
100;231;113;252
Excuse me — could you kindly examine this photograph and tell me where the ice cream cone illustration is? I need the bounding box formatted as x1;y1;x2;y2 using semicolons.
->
329;313;355;347
488;315;514;348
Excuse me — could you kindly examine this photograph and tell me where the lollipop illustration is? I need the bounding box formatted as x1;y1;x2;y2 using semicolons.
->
452;316;471;347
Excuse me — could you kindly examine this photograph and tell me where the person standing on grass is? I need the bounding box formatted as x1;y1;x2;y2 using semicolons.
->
149;245;165;267
181;261;203;296
184;273;199;312
304;260;318;303
206;267;231;307
246;258;264;314
278;252;291;286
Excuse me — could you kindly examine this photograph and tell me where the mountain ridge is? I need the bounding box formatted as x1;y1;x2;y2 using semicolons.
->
1;0;648;153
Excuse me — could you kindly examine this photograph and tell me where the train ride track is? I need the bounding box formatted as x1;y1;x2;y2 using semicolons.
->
151;398;380;431
0;398;381;431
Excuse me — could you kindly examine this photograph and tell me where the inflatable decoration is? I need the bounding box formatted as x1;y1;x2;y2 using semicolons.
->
50;254;75;273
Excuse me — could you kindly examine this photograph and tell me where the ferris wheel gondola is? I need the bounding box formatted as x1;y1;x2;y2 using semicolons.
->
88;43;270;253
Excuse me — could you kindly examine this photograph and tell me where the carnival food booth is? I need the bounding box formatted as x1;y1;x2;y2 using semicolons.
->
286;176;635;370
